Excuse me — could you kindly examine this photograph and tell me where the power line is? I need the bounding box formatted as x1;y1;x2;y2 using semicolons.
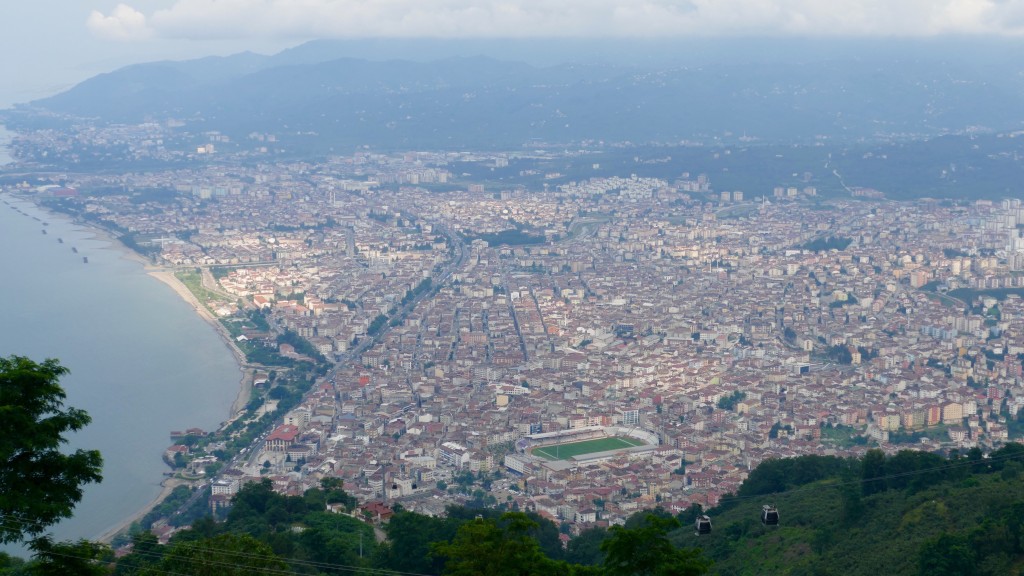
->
0;514;436;576
6;448;1024;572
709;448;1024;507
32;546;299;576
26;549;193;576
113;545;421;576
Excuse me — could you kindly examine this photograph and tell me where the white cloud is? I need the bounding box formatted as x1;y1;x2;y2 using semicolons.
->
91;0;1024;41
86;3;152;41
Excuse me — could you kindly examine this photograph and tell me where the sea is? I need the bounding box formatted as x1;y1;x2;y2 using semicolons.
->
0;192;240;551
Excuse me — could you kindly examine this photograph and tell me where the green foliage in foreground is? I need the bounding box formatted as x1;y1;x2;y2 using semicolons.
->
23;537;112;576
349;446;1024;576
0;356;102;545
144;533;289;576
97;481;711;576
110;479;369;575
602;515;711;576
688;444;1024;576
16;442;1024;575
431;512;596;576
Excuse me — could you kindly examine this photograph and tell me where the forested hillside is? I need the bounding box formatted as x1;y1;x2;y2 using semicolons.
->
6;446;1024;575
684;445;1024;575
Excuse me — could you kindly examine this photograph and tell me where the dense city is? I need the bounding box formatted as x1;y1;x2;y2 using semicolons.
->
6;120;1024;548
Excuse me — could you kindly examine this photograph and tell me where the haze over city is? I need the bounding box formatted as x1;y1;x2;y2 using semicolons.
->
7;0;1024;106
6;1;1024;574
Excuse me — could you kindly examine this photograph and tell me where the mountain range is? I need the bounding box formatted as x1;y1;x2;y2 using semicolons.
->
6;38;1024;150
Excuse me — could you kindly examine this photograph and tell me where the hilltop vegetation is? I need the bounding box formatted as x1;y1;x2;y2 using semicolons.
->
687;446;1024;575
8;446;1024;574
99;478;710;576
4;354;1024;575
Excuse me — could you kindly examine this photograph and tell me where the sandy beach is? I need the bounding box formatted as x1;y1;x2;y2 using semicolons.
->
73;219;253;414
87;260;253;544
95;268;255;544
80;264;252;545
94;478;185;544
13;197;253;543
143;268;253;414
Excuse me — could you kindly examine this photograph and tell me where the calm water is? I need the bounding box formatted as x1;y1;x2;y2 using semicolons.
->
0;193;239;546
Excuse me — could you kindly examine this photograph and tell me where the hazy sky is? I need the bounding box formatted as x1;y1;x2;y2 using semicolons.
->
4;0;1024;107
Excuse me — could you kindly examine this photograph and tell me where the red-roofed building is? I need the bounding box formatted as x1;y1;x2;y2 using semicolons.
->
361;501;394;523
163;444;189;465
265;424;301;452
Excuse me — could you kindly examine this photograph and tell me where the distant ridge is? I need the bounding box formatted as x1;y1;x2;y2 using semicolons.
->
8;38;1024;150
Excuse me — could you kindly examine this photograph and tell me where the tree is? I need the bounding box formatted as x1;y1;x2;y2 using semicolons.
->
565;527;608;566
431;512;569;576
0;356;103;544
142;533;288;576
320;478;356;511
716;391;747;411
0;551;27;572
600;514;711;576
917;533;977;576
27;536;112;576
676;503;705;526
377;510;459;574
861;448;886;496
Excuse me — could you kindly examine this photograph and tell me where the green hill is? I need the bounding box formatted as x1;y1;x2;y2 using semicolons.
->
11;446;1024;575
677;446;1024;576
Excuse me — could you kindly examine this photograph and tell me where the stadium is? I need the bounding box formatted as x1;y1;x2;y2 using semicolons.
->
506;425;659;474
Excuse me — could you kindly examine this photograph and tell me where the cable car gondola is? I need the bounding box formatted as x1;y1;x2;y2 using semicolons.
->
694;514;712;535
761;504;779;526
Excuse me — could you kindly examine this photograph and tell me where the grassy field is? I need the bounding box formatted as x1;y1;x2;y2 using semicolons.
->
532;436;646;461
175;270;231;311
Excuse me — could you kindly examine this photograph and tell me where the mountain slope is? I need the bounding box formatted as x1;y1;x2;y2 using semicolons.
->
8;39;1024;150
676;448;1024;575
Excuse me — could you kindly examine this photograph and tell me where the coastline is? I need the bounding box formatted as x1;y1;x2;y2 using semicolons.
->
94;478;185;544
85;261;254;544
82;231;256;543
8;194;252;543
69;219;254;417
3;194;252;413
143;268;253;414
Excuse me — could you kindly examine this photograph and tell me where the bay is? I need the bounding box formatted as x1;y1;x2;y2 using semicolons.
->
0;192;240;548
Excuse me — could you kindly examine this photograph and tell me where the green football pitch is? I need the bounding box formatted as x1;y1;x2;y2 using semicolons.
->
532;436;646;461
